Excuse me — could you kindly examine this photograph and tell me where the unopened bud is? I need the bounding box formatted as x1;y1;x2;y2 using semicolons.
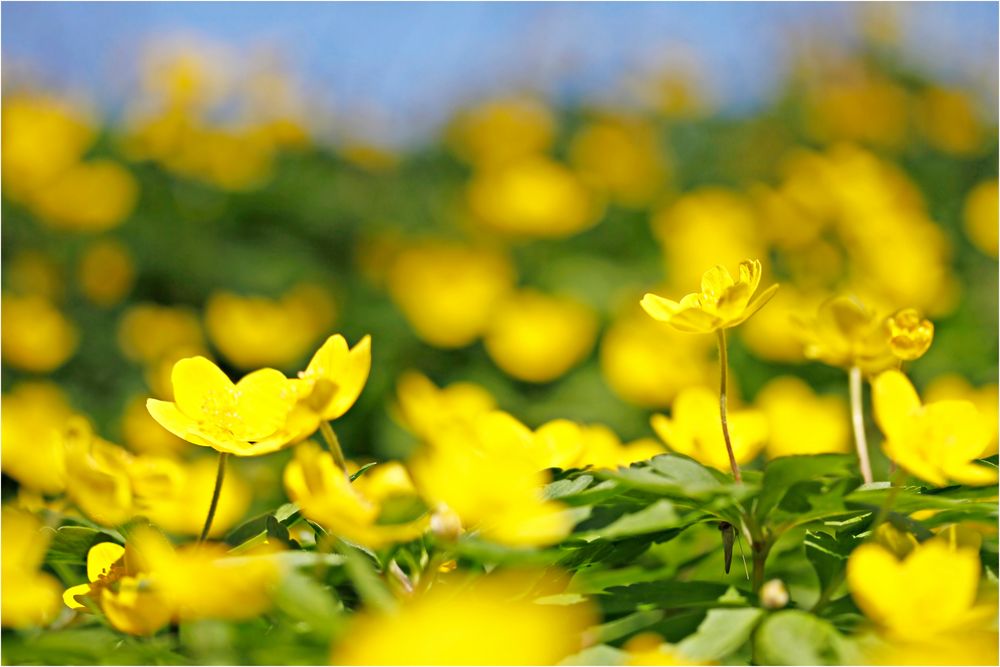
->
761;578;789;609
429;505;463;541
886;308;934;361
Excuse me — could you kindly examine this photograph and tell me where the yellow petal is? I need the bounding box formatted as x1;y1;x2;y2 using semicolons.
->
235;368;295;440
872;370;921;441
640;293;683;322
700;265;734;300
666;308;719;334
86;542;125;582
737;259;762;295
62;583;93;610
322;335;372;420
730;282;779;326
171;356;235;421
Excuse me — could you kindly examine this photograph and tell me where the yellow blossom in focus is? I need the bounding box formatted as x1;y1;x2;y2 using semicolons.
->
484;290;599;383
847;537;994;643
284;443;426;548
147;356;298;456
872;370;996;486
756;376;850;458
641;260;778;334
447;96;555;168
794;295;895;374
1;94;94;202
600;312;715;408
1;507;63;629
333;569;594;665
205;284;336;369
1;382;74;494
394;371;496;440
652;386;768;471
467;156;602;238
886;308;934;361
6;251;63;301
120;395;189;457
916;86;986;156
29;160;138;232
624;632;709;666
963;180;998;258
78;239;136;307
1;293;78;372
386;241;515;348
925;374;999;457
118;303;205;365
569;116;669;207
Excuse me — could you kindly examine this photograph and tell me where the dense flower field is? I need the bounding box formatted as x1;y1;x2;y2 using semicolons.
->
1;23;998;666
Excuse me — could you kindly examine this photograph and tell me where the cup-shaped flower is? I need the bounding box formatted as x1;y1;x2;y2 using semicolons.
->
293;334;371;423
146;356;297;456
872;370;996;486
793;295;896;373
640;259;778;333
886;308;934;361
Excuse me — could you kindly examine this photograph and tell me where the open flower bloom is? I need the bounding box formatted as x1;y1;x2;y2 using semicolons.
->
885;308;934;361
793;295;896;373
283;442;427;548
640;259;778;334
146;356;298;456
393;371;496;440
872;370;996;486
62;418;137;527
285;334;371;436
651;386;768;471
2;507;63;629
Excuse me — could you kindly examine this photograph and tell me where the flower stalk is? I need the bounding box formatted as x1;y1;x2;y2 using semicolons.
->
849;366;874;485
198;452;228;542
716;329;742;483
319;421;349;473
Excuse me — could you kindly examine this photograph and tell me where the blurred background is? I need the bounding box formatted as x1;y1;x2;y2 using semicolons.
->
2;3;997;524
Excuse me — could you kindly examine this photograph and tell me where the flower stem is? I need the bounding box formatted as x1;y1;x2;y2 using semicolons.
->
319;421;349;473
199;452;228;543
716;329;742;483
848;366;874;485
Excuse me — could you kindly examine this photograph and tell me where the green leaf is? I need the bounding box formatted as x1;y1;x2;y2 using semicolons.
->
573;500;682;542
350;462;378;482
598;580;732;615
558;644;627;666
804;529;858;593
43;526;119;566
754;610;856;665
675;606;764;662
757;454;857;521
273;570;341;632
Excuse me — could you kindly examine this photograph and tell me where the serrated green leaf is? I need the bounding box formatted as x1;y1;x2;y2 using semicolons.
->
757;454;857;521
43;526;119;566
573;500;681;542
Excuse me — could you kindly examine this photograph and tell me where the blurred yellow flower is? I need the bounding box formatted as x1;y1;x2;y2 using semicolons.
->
147;356;298;456
467;156;602;238
651;386;768;471
885;308;933;361
624;632;708;666
600;312;714;408
30;160;138;232
569;116;669;207
925;374;999;457
533;420;666;470
1;293;78;372
739;285;825;363
484;290;599;383
62;418;137;527
756;376;850;458
447;96;555;168
805;74;909;149
794;295;895;374
120;395;189;457
872;370;996;486
386;241;515;348
1;382;74;494
1;507;63;629
963;180;998;258
916;86;986;155
205;284;336;369
641;259;778;334
284;442;426;548
863;632;999;667
332;570;595;665
394;371;496;440
118;303;205;366
78;239;136;307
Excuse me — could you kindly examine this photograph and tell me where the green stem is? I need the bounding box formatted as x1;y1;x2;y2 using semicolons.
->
319;421;349;473
849;366;874;485
199;452;228;543
751;539;770;594
716;329;742;483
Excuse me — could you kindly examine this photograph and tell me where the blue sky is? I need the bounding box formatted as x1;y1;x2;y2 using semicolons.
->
3;2;996;144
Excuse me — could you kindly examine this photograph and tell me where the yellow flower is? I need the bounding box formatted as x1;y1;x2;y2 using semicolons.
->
739;285;825;363
793;295;895;374
872;370;996;486
925;374;999;457
757;376;850;458
62;418;137;527
533;420;666;470
1;293;78;372
963;180;998;258
863;632;999;666
77;239;136;307
467;156;602;238
483;290;599;383
120;395;189;457
293;334;371;422
885;308;933;361
568;116;669;207
599;312;714;408
641;259;778;334
146;356;298;456
624;632;708;666
847;537;992;643
394;371;496;440
651;387;768;471
204;284;336;370
916;86;985;156
284;442;426;548
386;241;515;348
446;96;555;168
2;507;63;629
1;382;74;493
117;303;205;365
332;570;595;665
29;160;138;232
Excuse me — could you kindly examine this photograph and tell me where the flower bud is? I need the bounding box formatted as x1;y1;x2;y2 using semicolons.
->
886;308;934;361
760;578;789;609
430;505;463;542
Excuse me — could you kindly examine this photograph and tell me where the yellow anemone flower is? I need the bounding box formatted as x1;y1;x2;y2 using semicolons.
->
641;259;778;334
872;370;996;486
293;334;371;423
146;356;297;456
885;308;934;361
651;387;768;471
793;295;896;374
2;507;63;629
393;371;496;440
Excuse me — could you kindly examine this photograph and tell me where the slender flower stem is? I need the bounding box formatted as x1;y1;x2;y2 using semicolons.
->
319;421;349;473
849;366;874;485
716;329;742;483
199;452;228;543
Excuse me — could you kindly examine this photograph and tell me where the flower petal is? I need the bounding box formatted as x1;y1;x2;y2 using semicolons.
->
171;356;235;422
872;370;921;441
640;293;684;322
700;265;734;300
